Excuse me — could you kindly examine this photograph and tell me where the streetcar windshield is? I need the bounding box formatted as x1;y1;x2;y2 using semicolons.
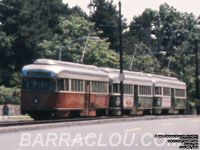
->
22;78;56;92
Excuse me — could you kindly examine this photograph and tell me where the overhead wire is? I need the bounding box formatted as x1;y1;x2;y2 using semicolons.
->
0;2;57;21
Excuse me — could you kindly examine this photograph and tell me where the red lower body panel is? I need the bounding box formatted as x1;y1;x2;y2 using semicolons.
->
21;91;109;118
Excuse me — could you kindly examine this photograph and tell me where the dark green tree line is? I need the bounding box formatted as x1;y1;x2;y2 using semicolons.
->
0;0;200;104
0;0;72;86
124;3;200;100
89;0;127;51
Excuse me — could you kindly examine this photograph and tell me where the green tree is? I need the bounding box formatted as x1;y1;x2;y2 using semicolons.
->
123;42;162;73
0;0;73;87
0;31;13;68
39;15;119;68
0;31;15;86
126;3;198;99
0;85;20;104
89;0;127;51
0;0;71;71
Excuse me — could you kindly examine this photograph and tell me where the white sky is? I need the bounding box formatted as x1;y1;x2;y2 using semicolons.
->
63;0;200;24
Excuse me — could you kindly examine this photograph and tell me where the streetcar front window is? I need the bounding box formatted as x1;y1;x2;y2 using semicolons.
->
22;78;56;92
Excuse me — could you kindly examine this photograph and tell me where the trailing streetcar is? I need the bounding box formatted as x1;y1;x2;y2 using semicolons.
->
100;68;153;115
151;74;187;114
20;59;187;119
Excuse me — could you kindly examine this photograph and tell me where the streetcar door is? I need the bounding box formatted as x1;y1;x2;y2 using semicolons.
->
84;81;90;116
134;85;138;108
171;88;175;109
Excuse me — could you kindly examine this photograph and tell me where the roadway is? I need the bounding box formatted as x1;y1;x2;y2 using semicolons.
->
0;117;199;150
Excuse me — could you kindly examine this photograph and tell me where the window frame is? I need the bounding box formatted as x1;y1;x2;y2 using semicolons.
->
175;89;186;98
91;81;108;94
57;78;70;92
22;77;56;92
71;79;84;93
123;84;134;95
154;86;162;96
112;83;120;94
138;85;152;96
163;87;171;96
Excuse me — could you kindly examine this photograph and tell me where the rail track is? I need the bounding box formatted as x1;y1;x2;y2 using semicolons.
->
0;116;121;127
0;115;198;128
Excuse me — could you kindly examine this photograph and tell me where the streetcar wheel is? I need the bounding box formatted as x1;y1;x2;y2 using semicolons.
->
29;112;52;120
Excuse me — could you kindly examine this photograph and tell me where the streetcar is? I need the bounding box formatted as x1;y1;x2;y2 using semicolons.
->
21;59;109;119
20;59;187;119
151;74;187;114
100;68;153;115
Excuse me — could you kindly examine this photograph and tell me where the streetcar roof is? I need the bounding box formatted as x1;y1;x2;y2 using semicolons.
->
22;59;109;82
100;67;186;89
153;80;185;88
22;59;186;88
34;59;98;70
150;74;186;89
100;67;153;85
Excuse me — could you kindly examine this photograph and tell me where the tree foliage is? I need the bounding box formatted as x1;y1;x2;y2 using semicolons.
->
0;86;20;104
0;31;13;69
39;15;119;68
125;3;199;99
0;0;200;103
0;0;72;86
0;0;70;69
89;0;127;51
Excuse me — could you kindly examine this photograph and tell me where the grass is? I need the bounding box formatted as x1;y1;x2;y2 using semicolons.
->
0;115;32;120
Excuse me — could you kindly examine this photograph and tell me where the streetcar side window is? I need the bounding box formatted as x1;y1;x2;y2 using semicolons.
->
124;84;133;94
175;89;186;97
113;84;120;93
71;79;84;92
112;84;134;94
65;79;69;91
92;81;108;93
163;87;171;96
154;87;162;95
139;86;152;95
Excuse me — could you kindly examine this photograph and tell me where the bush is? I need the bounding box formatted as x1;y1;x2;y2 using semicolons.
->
0;85;20;104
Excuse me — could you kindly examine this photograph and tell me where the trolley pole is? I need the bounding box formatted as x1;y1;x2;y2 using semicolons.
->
119;1;124;116
59;44;62;61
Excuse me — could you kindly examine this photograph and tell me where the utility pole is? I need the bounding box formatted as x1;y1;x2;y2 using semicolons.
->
195;40;199;99
119;1;124;116
194;24;200;114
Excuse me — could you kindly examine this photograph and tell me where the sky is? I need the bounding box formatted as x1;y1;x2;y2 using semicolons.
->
63;0;200;24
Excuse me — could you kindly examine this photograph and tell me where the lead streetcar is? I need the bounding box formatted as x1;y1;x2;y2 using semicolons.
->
20;59;187;120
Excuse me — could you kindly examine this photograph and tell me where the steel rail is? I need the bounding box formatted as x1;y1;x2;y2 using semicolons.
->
0;115;198;128
0;116;120;127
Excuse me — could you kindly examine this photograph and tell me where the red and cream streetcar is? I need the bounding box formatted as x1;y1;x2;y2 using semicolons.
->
21;59;187;119
21;59;109;119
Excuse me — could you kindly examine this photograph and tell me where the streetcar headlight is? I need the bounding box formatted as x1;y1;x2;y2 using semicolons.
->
33;98;39;104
